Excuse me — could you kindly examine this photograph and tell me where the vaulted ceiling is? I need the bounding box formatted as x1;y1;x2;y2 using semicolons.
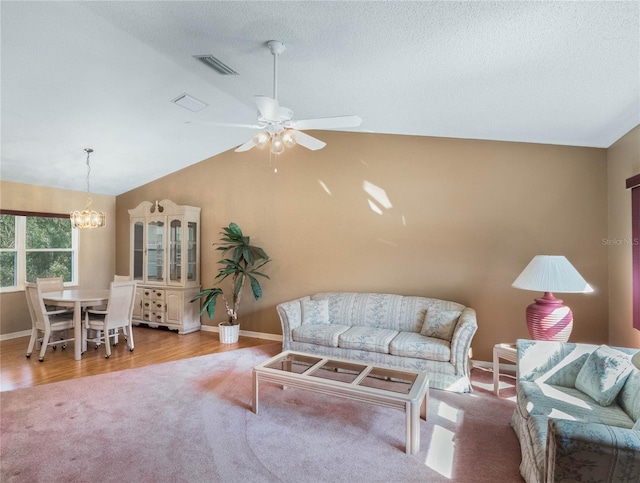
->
2;1;638;196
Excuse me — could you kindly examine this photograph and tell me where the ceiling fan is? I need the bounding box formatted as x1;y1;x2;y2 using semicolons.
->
195;40;362;154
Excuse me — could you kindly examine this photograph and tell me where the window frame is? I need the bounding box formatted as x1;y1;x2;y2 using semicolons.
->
626;174;640;331
0;210;79;293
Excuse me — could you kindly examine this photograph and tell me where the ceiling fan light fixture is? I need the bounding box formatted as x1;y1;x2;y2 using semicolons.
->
282;130;296;148
270;133;285;155
253;131;271;149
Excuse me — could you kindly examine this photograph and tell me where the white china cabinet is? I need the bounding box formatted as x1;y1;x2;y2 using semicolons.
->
128;200;201;334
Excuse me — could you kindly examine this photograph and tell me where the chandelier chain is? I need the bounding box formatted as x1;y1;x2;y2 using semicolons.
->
85;148;93;196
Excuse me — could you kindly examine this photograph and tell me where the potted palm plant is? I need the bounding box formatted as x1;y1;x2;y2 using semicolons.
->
191;222;271;343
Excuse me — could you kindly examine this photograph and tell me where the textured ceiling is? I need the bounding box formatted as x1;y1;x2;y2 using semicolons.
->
1;1;638;196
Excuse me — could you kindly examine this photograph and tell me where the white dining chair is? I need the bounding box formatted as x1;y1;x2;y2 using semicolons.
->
25;284;75;361
83;281;136;358
114;275;134;341
35;276;64;290
36;276;73;314
90;275;135;346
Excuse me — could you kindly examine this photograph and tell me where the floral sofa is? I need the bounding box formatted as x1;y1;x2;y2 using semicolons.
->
511;339;640;482
276;292;477;392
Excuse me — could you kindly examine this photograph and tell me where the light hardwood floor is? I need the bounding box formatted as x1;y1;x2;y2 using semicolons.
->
0;326;277;392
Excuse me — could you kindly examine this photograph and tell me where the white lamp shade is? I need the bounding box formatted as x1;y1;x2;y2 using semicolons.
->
512;255;593;294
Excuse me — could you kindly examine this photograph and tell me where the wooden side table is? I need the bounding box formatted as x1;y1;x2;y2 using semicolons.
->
493;343;517;396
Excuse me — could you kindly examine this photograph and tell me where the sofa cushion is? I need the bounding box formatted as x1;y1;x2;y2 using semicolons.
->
312;292;467;333
517;381;635;429
389;332;450;361
292;324;351;348
617;367;640;422
420;308;460;341
338;326;398;354
312;292;406;330
301;299;329;325
575;345;633;406
634;419;640;431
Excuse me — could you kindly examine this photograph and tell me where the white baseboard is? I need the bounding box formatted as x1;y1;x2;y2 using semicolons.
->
0;329;32;341
472;359;516;371
200;324;283;342
1;327;283;343
1;329;509;370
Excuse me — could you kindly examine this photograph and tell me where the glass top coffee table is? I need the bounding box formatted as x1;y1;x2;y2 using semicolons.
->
252;350;429;454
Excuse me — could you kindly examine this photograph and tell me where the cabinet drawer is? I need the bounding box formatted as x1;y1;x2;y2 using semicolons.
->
143;311;166;323
143;300;165;310
150;301;165;311
143;289;165;299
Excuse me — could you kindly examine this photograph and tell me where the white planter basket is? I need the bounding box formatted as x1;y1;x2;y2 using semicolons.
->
218;322;240;344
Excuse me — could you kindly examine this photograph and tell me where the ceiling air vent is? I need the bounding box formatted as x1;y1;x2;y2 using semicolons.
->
193;55;239;75
171;93;208;112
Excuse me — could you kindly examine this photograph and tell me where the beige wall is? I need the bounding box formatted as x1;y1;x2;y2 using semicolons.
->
116;131;608;361
0;181;116;335
607;126;640;349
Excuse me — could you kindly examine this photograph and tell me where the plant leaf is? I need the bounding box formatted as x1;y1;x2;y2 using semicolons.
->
190;287;223;318
248;275;262;299
233;273;244;299
228;223;243;237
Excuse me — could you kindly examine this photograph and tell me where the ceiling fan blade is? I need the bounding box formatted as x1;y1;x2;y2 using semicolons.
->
290;115;362;130
294;131;326;151
254;96;281;122
186;121;262;129
235;138;256;152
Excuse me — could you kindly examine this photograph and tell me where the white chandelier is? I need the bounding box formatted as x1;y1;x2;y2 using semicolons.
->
70;148;106;229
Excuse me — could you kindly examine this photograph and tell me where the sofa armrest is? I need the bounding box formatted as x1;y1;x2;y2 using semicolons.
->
546;418;640;482
450;307;478;376
276;296;310;350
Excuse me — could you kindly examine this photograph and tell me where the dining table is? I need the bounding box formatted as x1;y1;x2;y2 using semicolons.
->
41;289;110;360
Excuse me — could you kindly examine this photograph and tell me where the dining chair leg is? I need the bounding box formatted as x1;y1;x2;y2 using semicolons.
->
127;324;134;351
39;327;51;361
104;335;112;358
82;325;88;353
26;327;39;358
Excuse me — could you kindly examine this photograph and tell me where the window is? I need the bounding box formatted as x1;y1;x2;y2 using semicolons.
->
0;212;78;292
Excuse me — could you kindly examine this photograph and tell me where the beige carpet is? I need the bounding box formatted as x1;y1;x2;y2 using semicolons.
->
1;343;522;482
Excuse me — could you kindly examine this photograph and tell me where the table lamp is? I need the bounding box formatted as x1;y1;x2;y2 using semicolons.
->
512;255;593;342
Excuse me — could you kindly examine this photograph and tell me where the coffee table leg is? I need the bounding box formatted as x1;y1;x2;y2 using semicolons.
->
406;400;420;455
252;370;259;414
420;391;428;421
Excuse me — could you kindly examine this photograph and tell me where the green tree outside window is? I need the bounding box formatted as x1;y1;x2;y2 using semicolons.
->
0;214;75;288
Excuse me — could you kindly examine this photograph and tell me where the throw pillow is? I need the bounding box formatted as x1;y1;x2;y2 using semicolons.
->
633;419;640;431
420;308;461;340
575;345;634;407
301;299;329;325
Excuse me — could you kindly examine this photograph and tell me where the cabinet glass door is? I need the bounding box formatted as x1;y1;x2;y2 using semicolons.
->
133;221;144;281
169;219;182;283
187;222;197;282
147;220;164;282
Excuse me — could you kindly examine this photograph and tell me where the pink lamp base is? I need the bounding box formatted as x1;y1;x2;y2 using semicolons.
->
526;292;573;342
